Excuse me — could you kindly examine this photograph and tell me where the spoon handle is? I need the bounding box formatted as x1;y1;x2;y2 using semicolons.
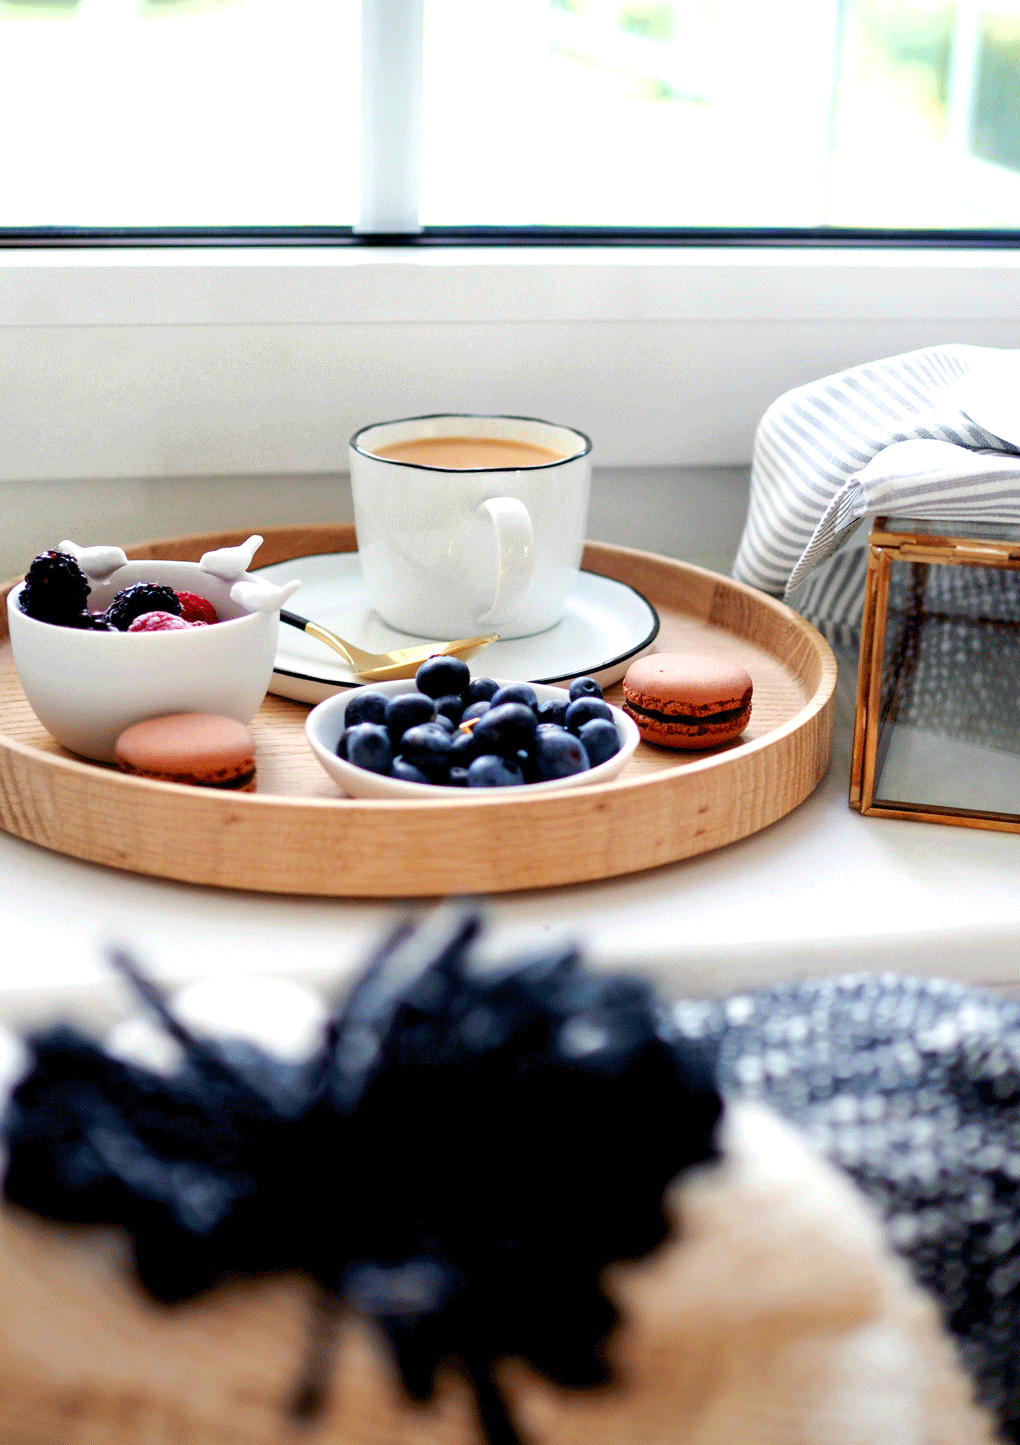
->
280;609;358;667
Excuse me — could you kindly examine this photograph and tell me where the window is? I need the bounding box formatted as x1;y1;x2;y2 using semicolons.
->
4;0;1020;236
420;0;843;228
2;3;1018;489
1;0;360;228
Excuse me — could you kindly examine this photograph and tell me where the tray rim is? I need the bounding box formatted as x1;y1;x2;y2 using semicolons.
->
0;526;838;894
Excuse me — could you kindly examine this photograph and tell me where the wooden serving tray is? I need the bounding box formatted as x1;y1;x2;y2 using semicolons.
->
0;525;837;897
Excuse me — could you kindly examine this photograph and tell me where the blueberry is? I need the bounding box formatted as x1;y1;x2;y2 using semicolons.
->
516;747;539;783
337;728;350;760
415;655;471;699
569;676;603;701
432;712;457;733
490;683;537;710
434;693;465;726
398;722;453;779
448;729;478;764
448;766;469;787
467;754;526;787
345;722;393;775
536;729;590;780
578;717;620;767
536;698;568;728
391;757;431;785
461;700;491;722
465;677;499;704
565;697;613;733
345;690;389;728
385;692;435;746
470;703;538;759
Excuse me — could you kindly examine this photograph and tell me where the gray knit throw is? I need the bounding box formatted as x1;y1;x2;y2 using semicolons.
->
676;975;1020;1440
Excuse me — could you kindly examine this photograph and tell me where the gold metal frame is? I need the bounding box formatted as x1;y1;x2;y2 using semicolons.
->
850;517;1020;833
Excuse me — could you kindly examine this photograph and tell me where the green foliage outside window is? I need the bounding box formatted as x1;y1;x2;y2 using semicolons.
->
973;12;1020;172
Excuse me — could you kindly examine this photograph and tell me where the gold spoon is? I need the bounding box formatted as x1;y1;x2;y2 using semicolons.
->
280;609;499;683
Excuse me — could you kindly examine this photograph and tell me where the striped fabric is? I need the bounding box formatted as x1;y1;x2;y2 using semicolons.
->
732;345;1020;641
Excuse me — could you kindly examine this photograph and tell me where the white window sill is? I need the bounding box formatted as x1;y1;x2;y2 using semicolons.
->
2;245;1019;482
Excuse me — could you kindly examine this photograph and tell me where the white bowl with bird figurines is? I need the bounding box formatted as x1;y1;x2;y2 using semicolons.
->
7;536;301;762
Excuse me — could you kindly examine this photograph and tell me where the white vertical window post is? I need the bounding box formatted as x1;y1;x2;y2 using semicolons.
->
946;0;981;157
356;0;424;234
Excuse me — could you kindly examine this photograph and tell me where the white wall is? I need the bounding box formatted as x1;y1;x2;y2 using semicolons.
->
2;246;1020;485
0;464;751;583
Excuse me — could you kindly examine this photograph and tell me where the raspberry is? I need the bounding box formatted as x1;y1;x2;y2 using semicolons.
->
19;551;91;625
175;591;218;625
127;611;192;633
106;583;182;631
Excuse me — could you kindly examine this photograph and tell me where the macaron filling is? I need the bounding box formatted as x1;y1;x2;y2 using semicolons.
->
624;695;751;727
126;766;257;790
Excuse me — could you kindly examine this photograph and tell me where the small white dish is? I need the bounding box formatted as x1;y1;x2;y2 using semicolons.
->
305;679;640;799
8;547;299;762
251;552;659;704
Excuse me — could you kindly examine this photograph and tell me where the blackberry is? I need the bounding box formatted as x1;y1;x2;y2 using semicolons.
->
74;610;113;631
106;583;182;631
19;551;91;625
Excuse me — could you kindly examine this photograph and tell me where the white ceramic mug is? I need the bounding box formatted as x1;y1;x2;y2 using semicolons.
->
349;414;592;640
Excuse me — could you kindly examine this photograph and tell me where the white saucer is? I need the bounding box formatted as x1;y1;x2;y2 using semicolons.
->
251;552;659;704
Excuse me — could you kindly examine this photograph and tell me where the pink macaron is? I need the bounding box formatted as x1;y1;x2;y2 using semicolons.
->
622;653;753;750
114;713;257;790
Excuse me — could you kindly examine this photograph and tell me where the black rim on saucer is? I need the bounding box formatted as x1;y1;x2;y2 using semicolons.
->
269;568;659;690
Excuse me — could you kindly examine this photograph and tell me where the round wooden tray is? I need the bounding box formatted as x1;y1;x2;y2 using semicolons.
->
0;525;837;897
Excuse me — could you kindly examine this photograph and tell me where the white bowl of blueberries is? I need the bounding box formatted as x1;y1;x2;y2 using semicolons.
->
305;655;640;799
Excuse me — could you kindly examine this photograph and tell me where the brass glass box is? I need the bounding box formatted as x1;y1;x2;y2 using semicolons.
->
850;516;1020;833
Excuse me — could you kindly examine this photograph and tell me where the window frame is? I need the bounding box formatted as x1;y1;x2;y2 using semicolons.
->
4;225;1020;248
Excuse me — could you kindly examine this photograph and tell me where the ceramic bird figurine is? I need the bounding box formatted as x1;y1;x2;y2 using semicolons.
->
57;540;128;581
199;535;264;581
229;578;302;614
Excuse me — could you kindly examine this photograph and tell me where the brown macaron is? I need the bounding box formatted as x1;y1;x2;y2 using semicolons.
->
622;653;753;750
113;713;257;790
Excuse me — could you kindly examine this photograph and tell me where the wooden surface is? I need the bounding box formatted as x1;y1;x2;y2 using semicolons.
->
0;526;837;897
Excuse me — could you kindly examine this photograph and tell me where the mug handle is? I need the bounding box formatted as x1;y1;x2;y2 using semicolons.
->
475;497;534;625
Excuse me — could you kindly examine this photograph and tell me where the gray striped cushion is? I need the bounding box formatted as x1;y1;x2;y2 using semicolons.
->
732;345;1020;637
